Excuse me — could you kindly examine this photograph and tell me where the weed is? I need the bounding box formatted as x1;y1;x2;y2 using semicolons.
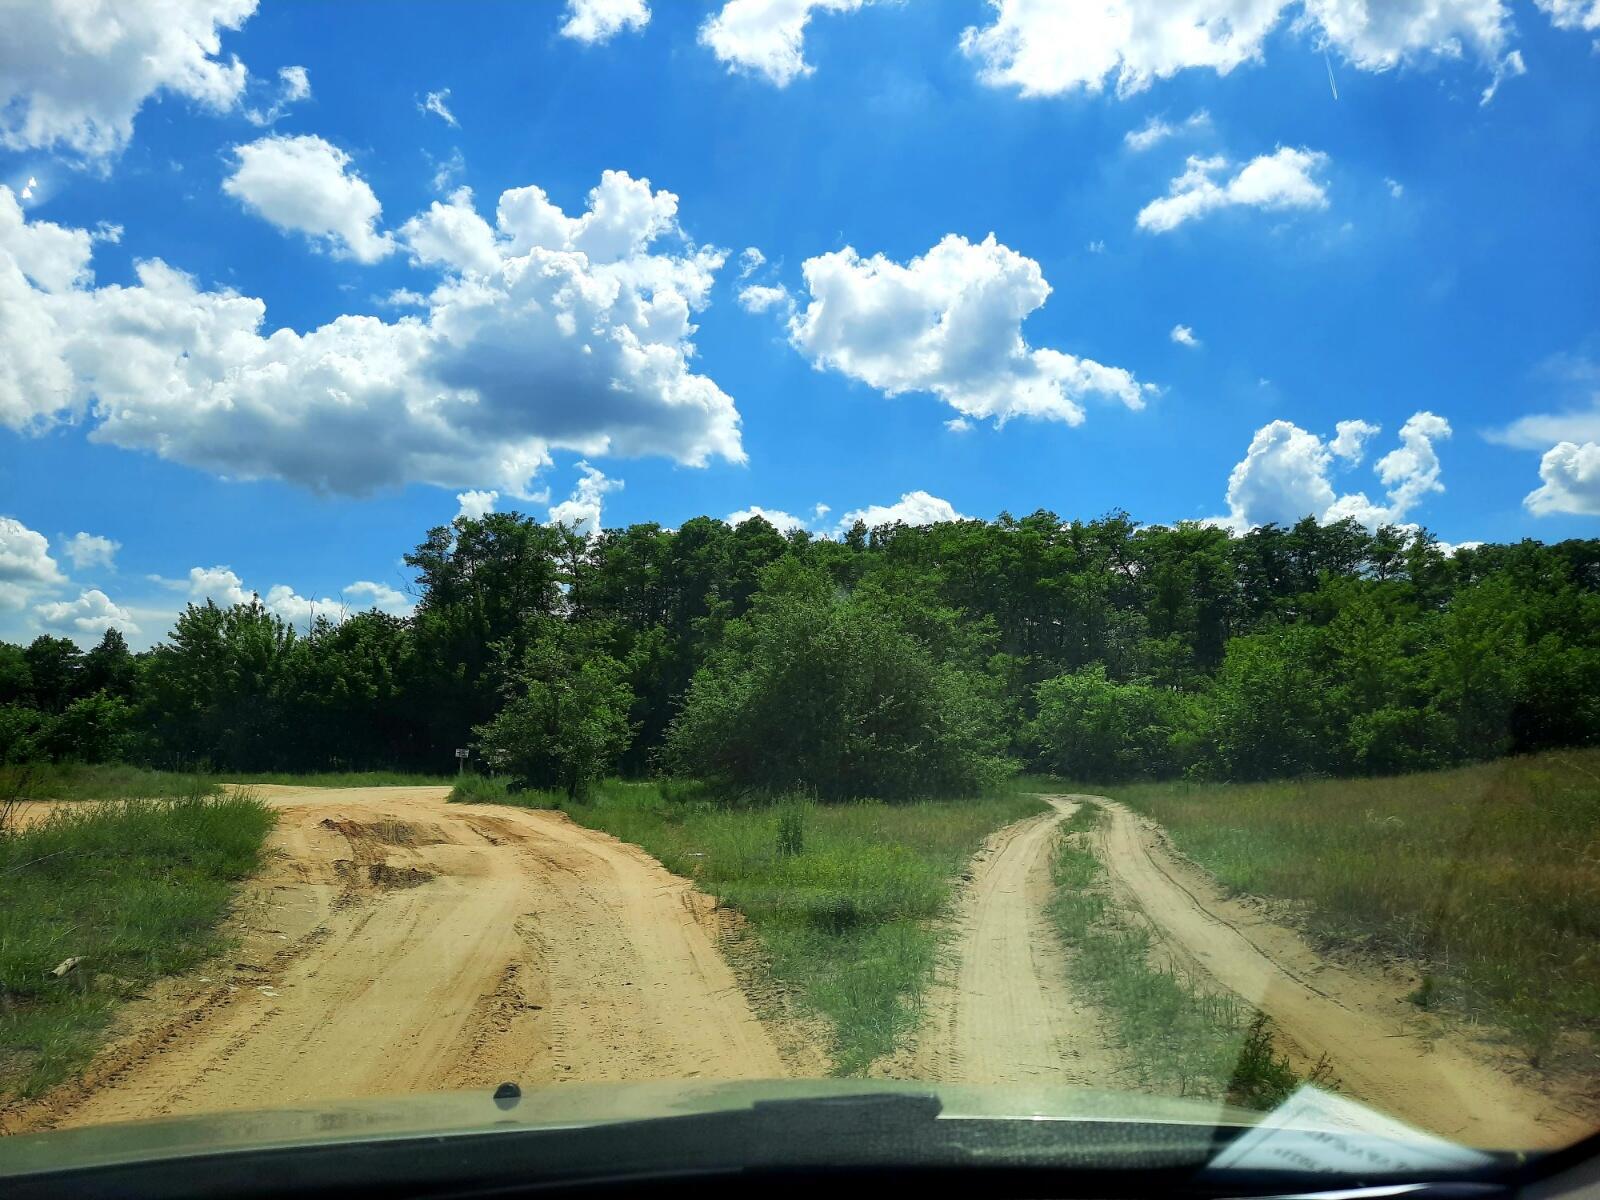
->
0;790;275;1099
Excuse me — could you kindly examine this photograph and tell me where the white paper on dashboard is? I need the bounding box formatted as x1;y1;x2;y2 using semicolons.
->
1209;1084;1495;1176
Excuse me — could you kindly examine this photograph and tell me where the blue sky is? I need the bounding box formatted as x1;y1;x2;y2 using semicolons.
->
1;0;1598;647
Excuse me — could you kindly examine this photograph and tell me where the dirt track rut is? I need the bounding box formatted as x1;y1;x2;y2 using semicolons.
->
881;798;1122;1087
5;787;785;1132
1083;794;1592;1148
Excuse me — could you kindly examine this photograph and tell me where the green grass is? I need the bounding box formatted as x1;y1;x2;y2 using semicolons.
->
457;777;1046;1074
1106;749;1600;1067
16;762;453;800
0;786;276;1099
447;774;516;805
1048;802;1304;1107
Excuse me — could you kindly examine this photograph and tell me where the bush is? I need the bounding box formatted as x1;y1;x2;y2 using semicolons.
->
666;564;1012;800
447;774;514;805
1024;666;1193;781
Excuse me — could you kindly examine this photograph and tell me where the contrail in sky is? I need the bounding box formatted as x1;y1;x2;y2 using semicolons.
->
1325;50;1339;100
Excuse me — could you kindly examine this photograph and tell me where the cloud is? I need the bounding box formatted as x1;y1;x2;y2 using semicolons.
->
1536;0;1600;31
548;462;622;537
0;0;255;157
178;565;414;623
63;532;119;571
0;516;65;609
1525;441;1600;516
1137;147;1329;233
561;0;651;42
0;171;743;498
727;505;809;533
429;147;466;194
419;88;458;126
1170;323;1200;347
244;64;311;126
839;490;967;531
35;588;138;638
738;283;791;313
1328;418;1379;464
1385;177;1405;199
1086;239;1106;254
401;186;501;274
782;232;1154;429
738;247;766;277
1124;109;1211;152
343;581;415;615
455;489;499;521
945;416;973;433
1487;398;1600;450
960;0;1547;100
223;135;395;263
701;0;870;86
1213;411;1451;531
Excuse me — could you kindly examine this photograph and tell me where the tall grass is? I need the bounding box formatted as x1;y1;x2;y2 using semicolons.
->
18;762;453;801
1048;803;1303;1107
1109;749;1600;1066
0;788;275;1099
458;777;1046;1073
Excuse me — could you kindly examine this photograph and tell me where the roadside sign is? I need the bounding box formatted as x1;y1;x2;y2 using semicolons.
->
454;748;469;759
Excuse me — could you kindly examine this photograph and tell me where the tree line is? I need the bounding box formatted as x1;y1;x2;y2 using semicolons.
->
3;510;1597;797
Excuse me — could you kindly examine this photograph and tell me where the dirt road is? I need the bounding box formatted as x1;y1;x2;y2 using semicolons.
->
880;799;1123;1087
8;787;786;1132
1083;794;1592;1148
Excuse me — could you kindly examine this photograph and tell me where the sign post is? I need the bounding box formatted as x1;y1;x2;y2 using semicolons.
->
454;748;468;775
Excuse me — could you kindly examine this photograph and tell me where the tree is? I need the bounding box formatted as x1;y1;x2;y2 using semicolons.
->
474;625;636;800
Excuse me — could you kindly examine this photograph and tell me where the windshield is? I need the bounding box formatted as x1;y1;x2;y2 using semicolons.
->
1;0;1597;1185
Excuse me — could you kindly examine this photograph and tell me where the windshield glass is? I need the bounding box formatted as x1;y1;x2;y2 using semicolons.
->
1;0;1597;1182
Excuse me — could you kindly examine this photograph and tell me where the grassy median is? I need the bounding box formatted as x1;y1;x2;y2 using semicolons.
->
452;777;1046;1073
0;784;275;1099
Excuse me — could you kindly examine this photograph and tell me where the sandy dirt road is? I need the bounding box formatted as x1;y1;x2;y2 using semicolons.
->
1082;794;1594;1148
879;799;1123;1087
6;786;786;1133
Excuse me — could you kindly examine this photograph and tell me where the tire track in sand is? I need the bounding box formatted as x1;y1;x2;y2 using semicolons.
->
876;798;1123;1086
3;786;786;1133
1081;794;1595;1149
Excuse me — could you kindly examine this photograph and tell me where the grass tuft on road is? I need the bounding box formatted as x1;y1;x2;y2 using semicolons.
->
457;777;1046;1074
1049;802;1304;1108
0;783;275;1100
1107;749;1600;1068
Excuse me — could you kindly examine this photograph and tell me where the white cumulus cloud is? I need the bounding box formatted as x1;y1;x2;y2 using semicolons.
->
1487;398;1600;450
455;489;499;521
35;588;138;637
178;566;414;623
701;0;870;86
1170;323;1200;347
782;232;1154;429
1525;442;1600;516
838;490;967;532
0;171;743;498
1213;411;1451;532
548;462;622;537
223;135;395;263
561;0;651;42
738;283;791;314
0;515;65;609
727;506;809;533
63;532;119;571
960;0;1548;100
1536;0;1600;30
1137;147;1329;233
0;0;255;157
